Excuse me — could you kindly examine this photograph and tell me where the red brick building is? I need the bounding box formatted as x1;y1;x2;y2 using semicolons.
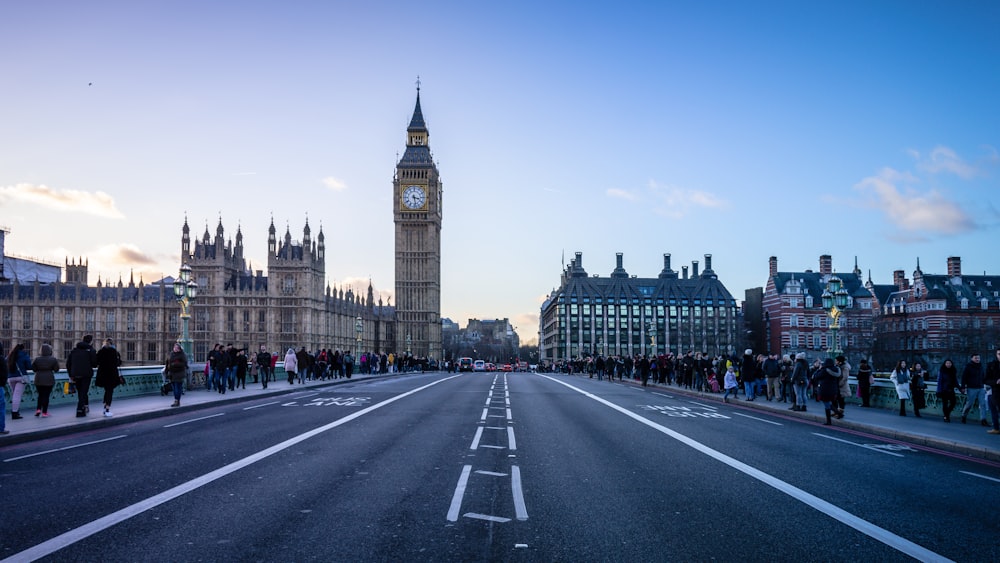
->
870;257;1000;373
762;255;876;366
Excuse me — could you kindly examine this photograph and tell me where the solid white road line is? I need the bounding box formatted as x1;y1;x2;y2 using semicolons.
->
733;413;783;426
507;427;517;451
470;427;484;450
475;470;508;477
4;374;462;563
959;471;1000;484
163;413;225;428
813;433;904;457
537;374;951;563
652;392;674;399
448;465;473;522
4;435;127;463
511;465;528;521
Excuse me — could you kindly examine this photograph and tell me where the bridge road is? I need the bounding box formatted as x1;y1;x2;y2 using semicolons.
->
1;372;997;561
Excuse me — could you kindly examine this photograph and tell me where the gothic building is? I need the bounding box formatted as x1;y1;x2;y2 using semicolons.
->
539;252;739;363
0;220;395;365
393;87;443;360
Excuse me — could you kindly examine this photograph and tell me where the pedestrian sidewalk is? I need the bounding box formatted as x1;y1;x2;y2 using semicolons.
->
612;377;1000;463
0;373;389;447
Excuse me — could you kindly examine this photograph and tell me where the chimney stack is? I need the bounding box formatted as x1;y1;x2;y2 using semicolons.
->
819;254;833;276
692;260;699;277
704;254;713;272
769;256;778;277
616;253;623;269
682;266;689;280
893;270;910;291
664;253;672;272
947;256;962;278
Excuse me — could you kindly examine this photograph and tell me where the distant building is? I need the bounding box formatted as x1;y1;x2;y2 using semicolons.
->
539;252;738;363
442;318;520;363
870;257;1000;373
0;221;395;364
762;255;876;366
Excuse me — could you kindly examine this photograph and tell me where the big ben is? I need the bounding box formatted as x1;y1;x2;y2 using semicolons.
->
394;84;442;360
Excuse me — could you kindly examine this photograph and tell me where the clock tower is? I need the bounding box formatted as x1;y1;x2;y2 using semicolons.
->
393;84;442;360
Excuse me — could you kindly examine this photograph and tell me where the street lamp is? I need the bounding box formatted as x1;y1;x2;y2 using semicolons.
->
406;333;412;355
173;263;198;359
355;316;363;358
821;274;849;359
646;320;656;356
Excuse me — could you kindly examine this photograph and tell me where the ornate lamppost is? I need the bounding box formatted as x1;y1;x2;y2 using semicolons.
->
821;274;849;359
173;263;198;358
354;316;363;358
646;320;656;356
405;333;412;373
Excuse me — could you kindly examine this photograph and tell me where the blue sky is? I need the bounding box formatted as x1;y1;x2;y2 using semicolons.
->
2;1;998;344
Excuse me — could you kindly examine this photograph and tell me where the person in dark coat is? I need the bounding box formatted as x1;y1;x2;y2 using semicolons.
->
95;338;123;417
936;359;959;423
166;343;189;407
856;359;874;407
741;350;757;401
812;357;842;425
67;335;99;417
31;343;60;417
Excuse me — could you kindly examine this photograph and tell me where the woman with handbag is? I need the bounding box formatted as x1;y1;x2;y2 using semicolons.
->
95;338;123;417
890;360;913;417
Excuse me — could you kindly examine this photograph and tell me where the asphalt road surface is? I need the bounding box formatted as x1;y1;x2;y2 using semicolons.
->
1;372;997;562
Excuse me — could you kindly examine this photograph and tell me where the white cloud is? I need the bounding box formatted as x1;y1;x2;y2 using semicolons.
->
606;188;638;201
646;179;728;218
854;167;974;235
322;176;348;191
0;183;124;218
917;146;978;179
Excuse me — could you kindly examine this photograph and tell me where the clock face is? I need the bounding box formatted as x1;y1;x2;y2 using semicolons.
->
402;185;426;209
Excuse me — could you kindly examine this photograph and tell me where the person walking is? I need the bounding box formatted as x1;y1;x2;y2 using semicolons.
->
30;343;60;418
0;342;9;434
284;348;298;385
165;343;188;407
66;335;98;417
722;365;738;403
812;357;842;425
6;343;32;420
741;349;757;401
235;349;248;389
936;359;959;423
890;360;912;417
856;359;874;407
986;350;1000;435
834;355;852;419
256;346;271;389
790;353;810;411
959;354;987;426
95;338;123;417
910;362;927;418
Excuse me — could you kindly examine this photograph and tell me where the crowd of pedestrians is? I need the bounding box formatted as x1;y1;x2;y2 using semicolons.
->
1;334;433;435
548;346;1000;434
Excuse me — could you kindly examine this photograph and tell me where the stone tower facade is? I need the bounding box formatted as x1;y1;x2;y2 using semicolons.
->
393;87;443;360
